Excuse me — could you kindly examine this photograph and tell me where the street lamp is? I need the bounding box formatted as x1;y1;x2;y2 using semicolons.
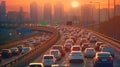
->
114;0;116;17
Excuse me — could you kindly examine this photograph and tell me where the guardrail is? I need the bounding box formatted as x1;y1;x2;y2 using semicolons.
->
87;29;120;50
0;26;60;67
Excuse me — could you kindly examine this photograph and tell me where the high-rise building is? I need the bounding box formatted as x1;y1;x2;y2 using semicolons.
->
30;2;38;23
43;3;52;23
38;6;43;22
54;2;64;23
116;5;120;16
0;1;6;23
81;4;93;25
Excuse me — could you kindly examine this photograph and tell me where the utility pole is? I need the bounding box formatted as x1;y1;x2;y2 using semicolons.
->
114;0;116;17
108;0;110;20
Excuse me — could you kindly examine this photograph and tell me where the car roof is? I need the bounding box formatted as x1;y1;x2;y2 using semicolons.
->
50;49;59;52
71;51;82;53
96;52;111;55
43;54;54;57
29;63;43;65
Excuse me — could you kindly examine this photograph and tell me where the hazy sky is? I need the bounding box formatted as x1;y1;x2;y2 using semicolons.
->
1;0;120;12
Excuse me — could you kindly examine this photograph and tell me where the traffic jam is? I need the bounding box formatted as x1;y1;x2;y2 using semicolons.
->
29;25;115;67
0;32;52;65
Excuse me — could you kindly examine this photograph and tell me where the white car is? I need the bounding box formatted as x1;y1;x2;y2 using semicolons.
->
84;48;96;58
50;50;61;61
71;45;81;51
69;51;84;63
42;55;56;66
29;63;44;67
21;47;31;54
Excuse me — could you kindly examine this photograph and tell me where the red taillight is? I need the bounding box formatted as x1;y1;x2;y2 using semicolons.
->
96;57;100;61
110;57;113;61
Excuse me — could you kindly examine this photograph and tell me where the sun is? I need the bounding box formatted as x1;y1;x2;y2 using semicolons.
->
71;0;79;8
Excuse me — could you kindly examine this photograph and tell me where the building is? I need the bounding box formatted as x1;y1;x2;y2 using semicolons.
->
7;11;19;23
0;1;6;23
81;4;93;25
30;2;38;23
116;5;120;16
38;6;43;22
54;2;64;23
100;8;109;22
43;3;52;23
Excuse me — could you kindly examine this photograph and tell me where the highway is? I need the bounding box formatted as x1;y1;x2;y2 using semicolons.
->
28;25;120;67
0;32;52;66
0;25;120;67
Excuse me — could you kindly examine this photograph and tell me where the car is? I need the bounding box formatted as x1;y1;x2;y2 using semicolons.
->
29;63;44;67
42;55;56;66
81;43;90;51
80;38;88;46
71;45;81;51
11;47;20;55
64;43;72;52
51;45;65;56
69;51;84;63
93;52;113;67
17;45;24;53
50;50;61;61
95;42;104;51
84;48;96;58
1;49;12;58
52;64;67;67
90;36;97;43
21;47;31;54
101;46;115;57
65;39;74;45
99;45;108;51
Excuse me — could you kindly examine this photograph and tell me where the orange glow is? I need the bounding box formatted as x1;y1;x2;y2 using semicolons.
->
1;0;120;12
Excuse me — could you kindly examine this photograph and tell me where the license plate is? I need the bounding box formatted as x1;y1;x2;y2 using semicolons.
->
102;59;107;61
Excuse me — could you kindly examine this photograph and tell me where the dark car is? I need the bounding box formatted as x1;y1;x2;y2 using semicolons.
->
11;47;20;55
1;49;12;58
95;42;104;51
81;43;90;51
17;45;24;53
94;52;113;67
51;45;65;56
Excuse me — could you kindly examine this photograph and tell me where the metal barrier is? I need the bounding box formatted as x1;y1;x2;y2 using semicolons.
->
87;29;120;50
0;26;60;67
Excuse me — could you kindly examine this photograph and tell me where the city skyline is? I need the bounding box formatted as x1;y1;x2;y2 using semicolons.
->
1;0;120;13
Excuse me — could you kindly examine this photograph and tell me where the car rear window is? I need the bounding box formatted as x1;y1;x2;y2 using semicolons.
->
52;46;62;50
72;47;80;51
98;53;110;57
2;50;9;52
30;65;42;67
44;56;53;59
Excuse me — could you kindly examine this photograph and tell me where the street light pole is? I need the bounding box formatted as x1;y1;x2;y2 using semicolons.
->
108;0;110;20
114;0;116;17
